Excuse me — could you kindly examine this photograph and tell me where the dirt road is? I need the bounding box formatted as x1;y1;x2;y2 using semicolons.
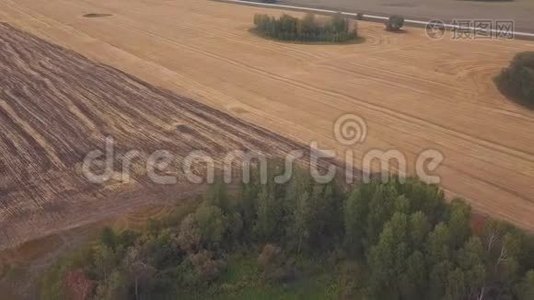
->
280;0;534;32
0;0;533;243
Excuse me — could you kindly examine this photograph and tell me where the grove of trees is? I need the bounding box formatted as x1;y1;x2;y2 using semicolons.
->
495;52;534;106
385;15;405;31
253;13;358;43
41;166;534;299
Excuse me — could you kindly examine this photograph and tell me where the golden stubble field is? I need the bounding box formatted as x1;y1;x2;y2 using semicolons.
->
0;0;533;244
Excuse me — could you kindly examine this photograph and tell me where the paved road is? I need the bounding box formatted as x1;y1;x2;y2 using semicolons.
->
279;0;534;32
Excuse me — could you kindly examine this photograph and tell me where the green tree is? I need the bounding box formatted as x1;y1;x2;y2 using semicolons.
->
516;270;534;300
299;13;316;36
445;268;466;300
205;180;229;213
124;247;157;300
254;185;284;242
254;12;356;42
408;211;431;250
291;183;343;252
428;260;453;299
456;237;487;299
495;51;534;105
100;227;117;250
94;270;128;300
92;245;117;282
386;15;405;31
291;189;310;253
316;183;344;243
396;178;445;221
426;223;452;265
344;183;372;255
399;250;427;299
177;214;201;253
237;178;260;240
194;204;227;248
368;212;410;298
331;13;348;33
447;198;471;249
366;183;399;247
224;210;244;247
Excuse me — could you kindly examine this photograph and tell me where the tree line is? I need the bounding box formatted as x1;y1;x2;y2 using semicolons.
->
253;13;358;43
496;52;534;106
41;165;534;299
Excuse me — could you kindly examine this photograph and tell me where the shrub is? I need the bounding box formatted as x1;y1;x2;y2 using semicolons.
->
177;214;201;253
495;52;534;105
194;204;227;247
257;244;297;283
188;250;225;282
253;13;358;43
63;269;95;300
385;15;405;31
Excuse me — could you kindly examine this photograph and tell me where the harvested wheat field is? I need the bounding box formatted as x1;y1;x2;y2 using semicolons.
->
0;0;533;248
0;21;321;250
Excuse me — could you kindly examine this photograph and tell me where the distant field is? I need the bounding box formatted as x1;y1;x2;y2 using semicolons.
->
281;0;534;32
0;0;533;246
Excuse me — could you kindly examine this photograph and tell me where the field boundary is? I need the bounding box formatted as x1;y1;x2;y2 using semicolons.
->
217;0;534;40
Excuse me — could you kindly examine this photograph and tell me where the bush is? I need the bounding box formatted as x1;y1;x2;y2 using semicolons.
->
253;13;358;43
495;52;534;105
257;244;297;283
63;269;95;300
177;214;201;253
188;250;225;282
385;15;404;31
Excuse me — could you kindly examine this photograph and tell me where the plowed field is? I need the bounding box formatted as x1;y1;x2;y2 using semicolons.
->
0;22;314;250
